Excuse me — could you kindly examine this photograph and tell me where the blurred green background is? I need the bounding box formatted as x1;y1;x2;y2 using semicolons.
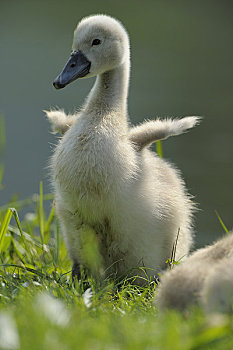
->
0;0;232;246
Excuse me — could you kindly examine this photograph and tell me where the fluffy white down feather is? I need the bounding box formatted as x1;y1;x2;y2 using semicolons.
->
47;14;199;283
156;232;233;313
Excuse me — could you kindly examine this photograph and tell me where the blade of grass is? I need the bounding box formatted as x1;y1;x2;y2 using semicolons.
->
39;181;44;245
0;234;11;256
10;208;33;261
10;237;26;264
7;224;46;249
54;217;60;265
156;140;163;158
44;204;55;234
0;263;46;278
215;210;229;234
0;209;13;252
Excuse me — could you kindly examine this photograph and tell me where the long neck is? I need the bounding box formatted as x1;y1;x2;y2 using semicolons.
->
85;56;130;117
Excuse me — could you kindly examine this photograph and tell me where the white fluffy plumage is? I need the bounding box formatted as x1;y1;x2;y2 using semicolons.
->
156;232;233;313
46;14;199;283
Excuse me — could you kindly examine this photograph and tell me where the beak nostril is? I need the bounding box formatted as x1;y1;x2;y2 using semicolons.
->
53;50;90;89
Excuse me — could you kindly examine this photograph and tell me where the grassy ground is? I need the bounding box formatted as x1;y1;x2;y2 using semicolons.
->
0;185;233;350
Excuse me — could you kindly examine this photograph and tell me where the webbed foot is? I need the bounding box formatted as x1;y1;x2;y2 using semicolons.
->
72;261;88;286
72;261;82;283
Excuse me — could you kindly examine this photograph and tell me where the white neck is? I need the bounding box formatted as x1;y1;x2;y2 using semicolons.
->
85;56;130;116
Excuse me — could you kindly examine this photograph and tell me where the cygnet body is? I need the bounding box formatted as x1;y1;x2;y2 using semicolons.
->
156;232;233;313
47;15;199;283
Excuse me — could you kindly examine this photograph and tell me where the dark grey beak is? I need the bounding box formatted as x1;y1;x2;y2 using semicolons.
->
53;50;91;89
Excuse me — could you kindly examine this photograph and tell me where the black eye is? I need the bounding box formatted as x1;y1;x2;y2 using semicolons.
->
92;39;101;46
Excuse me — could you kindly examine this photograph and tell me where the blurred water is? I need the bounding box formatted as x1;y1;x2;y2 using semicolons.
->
0;0;232;247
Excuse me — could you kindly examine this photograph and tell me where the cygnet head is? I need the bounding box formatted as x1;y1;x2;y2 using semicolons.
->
53;14;130;89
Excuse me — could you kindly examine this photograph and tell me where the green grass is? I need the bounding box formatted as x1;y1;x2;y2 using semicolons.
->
156;140;163;158
0;187;233;350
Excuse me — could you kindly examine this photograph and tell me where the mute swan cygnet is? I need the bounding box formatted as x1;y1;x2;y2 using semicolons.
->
156;232;233;313
46;14;199;283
